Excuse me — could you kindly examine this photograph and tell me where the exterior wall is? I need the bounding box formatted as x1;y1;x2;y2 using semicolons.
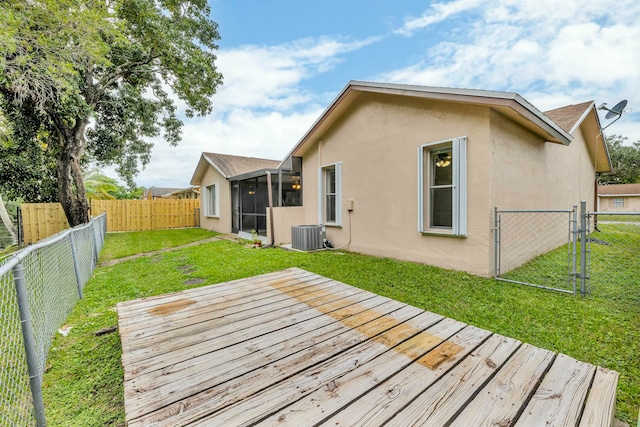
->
199;165;232;233
598;195;640;212
489;111;596;273
294;93;495;277
267;206;306;245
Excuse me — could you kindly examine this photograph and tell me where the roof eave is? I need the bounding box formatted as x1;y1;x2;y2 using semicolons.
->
228;168;281;181
279;81;573;167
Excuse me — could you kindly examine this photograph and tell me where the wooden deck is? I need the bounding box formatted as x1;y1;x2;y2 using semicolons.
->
117;268;618;426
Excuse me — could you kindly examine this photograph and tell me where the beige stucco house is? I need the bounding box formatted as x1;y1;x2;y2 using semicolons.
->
190;152;302;237
268;81;611;277
598;183;640;212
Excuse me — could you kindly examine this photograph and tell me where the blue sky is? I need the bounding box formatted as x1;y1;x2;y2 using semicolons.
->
132;0;640;188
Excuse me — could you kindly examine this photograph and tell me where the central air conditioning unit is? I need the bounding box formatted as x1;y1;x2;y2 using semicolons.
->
291;225;325;251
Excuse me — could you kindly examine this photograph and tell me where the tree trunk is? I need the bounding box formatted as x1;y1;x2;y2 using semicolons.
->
0;194;18;244
57;118;90;227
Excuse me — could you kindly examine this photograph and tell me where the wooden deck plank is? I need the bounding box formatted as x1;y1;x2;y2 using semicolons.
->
516;353;595;426
386;333;521;426
125;298;425;424
578;366;618;427
120;276;341;354
117;268;308;314
123;287;379;383
117;269;618;427
117;277;324;338
186;309;446;427
449;343;555;427
319;326;498;426
124;293;392;399
269;323;489;426
121;279;360;364
131;307;439;427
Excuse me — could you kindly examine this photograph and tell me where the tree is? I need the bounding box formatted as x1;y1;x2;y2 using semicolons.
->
0;0;222;225
83;168;144;200
599;134;640;185
0;114;59;202
0;193;18;244
83;169;119;200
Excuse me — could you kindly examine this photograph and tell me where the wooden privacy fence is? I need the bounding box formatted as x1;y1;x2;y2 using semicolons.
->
20;199;200;243
20;203;70;245
91;199;200;232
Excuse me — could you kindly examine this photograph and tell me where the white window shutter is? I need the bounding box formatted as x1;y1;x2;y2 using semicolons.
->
453;137;467;236
417;146;425;232
335;162;342;226
318;167;323;224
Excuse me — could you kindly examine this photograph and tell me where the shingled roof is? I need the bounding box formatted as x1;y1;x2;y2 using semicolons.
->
202;153;280;178
190;152;281;185
142;186;185;199
598;183;640;195
544;101;594;134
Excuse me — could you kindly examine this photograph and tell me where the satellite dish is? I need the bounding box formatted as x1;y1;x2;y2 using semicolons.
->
604;99;628;119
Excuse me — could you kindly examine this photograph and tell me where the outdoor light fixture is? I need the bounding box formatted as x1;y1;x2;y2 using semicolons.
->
292;174;301;190
248;185;255;195
435;153;452;168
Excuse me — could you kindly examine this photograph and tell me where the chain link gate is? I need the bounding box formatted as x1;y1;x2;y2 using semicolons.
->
494;207;578;294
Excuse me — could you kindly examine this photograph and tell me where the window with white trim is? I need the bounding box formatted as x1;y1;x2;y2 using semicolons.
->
318;162;342;225
205;183;219;217
418;137;467;236
613;197;624;208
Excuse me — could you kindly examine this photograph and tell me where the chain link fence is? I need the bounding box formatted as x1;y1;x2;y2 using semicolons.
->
0;213;106;427
495;203;640;298
494;207;577;294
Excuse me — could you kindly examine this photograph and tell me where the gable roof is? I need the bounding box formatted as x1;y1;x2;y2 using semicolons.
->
142;186;184;199
544;101;611;173
191;152;280;184
544;101;595;134
598;183;640;196
279;80;574;168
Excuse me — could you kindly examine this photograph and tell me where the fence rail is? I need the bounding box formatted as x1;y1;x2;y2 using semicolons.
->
20;203;70;245
0;213;106;427
91;198;199;232
19;199;200;244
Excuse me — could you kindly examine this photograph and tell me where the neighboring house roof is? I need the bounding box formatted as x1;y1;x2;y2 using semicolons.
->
143;186;185;199
598;183;640;196
166;186;199;197
191;152;280;184
279;80;576;169
544;101;611;173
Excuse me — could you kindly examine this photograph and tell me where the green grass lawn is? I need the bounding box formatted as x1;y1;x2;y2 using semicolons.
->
98;228;218;261
42;229;639;426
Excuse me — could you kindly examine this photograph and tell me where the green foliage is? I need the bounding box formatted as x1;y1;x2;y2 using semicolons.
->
83;169;143;201
599;134;640;184
0;112;58;202
42;229;639;425
0;0;222;223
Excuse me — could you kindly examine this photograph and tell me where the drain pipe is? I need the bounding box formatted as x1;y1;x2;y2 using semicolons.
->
266;171;275;246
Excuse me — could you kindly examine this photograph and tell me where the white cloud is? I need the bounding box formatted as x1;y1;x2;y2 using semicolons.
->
130;108;322;188
395;0;485;36
125;35;381;188
213;36;380;112
383;0;640;143
108;1;640;189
